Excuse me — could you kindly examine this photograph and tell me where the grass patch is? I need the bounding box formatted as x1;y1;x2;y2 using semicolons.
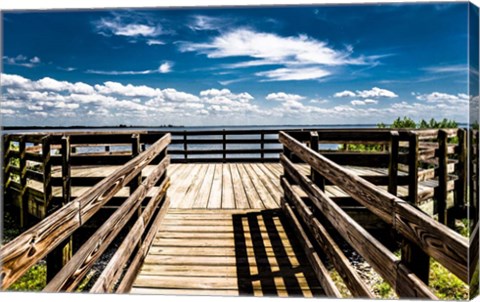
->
9;263;46;292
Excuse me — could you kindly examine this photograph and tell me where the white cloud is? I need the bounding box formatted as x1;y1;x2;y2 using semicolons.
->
95;18;160;37
146;39;165;46
1;73;468;126
334;87;398;99
0;109;15;115
310;99;329;105
350;99;378;106
415;92;469;104
87;63;174;76
256;67;331;81
351;100;366;106
266;92;305;102
3;55;41;68
180;28;376;82
188;15;224;31
422;64;467;74
158;62;173;73
334;90;356;98
356;87;398;98
95;81;159;97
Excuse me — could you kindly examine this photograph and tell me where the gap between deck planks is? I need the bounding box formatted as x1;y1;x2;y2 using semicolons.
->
131;208;324;297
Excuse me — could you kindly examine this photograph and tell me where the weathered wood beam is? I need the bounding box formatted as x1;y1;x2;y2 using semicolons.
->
282;179;373;298
44;159;169;292
280;155;436;298
282;200;341;298
279;131;468;283
0;134;171;289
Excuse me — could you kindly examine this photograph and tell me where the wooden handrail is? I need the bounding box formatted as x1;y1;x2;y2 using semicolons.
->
0;133;171;289
279;131;468;283
281;155;436;298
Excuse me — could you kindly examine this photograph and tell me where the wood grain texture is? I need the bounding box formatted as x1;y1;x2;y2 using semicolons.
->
90;178;170;293
282;179;373;298
280;154;436;298
279;131;468;284
131;208;324;297
116;197;171;293
43;158;170;292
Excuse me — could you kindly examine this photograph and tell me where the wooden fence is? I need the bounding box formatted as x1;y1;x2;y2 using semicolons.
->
0;134;171;292
279;130;469;298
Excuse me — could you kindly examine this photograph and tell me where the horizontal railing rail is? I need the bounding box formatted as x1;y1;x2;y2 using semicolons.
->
0;133;171;292
279;130;468;298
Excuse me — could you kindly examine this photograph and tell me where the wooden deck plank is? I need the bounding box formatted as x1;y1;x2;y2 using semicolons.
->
192;164;215;208
230;163;250;209
243;164;278;209
251;163;282;205
236;164;264;209
255;163;282;191
207;164;223;209
222;164;236;209
132;209;324;297
178;164;209;209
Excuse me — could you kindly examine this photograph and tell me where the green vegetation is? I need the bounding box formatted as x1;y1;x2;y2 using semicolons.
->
339;117;459;152
430;259;469;300
9;264;46;291
377;116;458;129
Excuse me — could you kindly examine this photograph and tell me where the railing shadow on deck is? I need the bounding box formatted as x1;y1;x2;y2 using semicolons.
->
232;209;324;297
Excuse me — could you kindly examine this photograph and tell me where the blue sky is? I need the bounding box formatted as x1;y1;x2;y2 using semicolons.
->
1;3;472;126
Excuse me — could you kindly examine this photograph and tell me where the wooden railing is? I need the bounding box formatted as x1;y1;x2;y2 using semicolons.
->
279;130;468;298
165;129;282;163
0;134;171;292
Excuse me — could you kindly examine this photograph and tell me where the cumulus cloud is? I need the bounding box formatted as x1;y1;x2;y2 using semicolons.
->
3;55;41;68
0;73;469;126
180;28;377;81
415;92;469;104
334;90;356;98
334;87;398;99
266;92;305;102
350;99;378;106
158;62;173;73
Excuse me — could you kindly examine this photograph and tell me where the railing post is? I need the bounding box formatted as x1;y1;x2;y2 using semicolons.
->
223;129;226;163
62;136;72;205
455;129;467;220
45;135;70;282
470;129;479;226
401;130;429;284
42;136;53;214
47;135;73;282
260;132;265;162
388;131;399;196
310;131;325;190
437;129;451;226
407;131;419;205
18;136;27;228
131;134;142;193
183;130;188;162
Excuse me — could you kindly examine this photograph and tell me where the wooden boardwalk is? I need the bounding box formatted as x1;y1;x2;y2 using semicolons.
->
131;163;323;296
131;209;324;296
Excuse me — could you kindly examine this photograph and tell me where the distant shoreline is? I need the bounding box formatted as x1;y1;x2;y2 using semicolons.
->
2;123;381;131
